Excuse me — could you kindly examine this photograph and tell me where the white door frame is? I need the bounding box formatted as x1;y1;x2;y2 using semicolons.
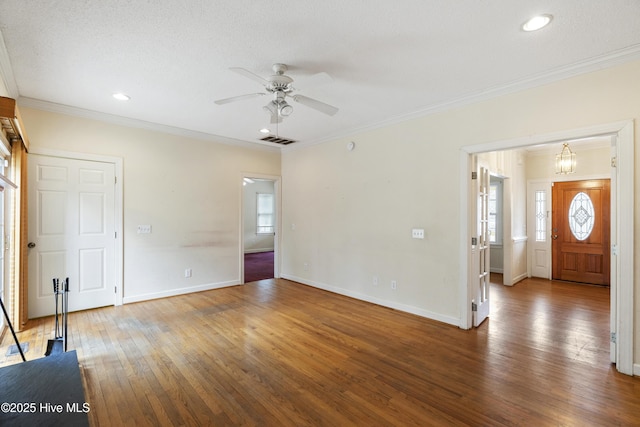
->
459;120;634;376
239;173;281;283
29;147;124;306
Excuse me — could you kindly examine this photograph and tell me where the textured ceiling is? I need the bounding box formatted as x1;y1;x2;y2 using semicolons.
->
1;1;639;149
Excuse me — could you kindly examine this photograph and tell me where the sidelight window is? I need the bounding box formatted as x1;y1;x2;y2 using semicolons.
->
535;190;547;242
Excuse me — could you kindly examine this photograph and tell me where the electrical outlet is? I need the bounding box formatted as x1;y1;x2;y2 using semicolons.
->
391;280;397;290
184;268;192;278
373;276;379;286
412;228;425;239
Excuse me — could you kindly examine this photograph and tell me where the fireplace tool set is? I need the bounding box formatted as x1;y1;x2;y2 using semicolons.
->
45;277;69;356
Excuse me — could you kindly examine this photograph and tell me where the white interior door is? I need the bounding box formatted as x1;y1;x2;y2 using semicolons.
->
28;154;116;318
471;157;490;327
527;181;552;279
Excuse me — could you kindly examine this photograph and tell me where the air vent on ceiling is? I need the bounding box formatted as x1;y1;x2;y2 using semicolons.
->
260;135;297;145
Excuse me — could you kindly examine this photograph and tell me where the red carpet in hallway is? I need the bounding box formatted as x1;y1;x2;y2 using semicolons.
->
244;251;274;283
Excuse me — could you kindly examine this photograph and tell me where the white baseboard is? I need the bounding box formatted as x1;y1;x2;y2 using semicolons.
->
281;274;459;327
123;279;239;304
633;363;640;377
509;272;528;286
244;248;274;254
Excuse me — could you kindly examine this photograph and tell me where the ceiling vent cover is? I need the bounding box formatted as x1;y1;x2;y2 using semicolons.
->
260;135;297;145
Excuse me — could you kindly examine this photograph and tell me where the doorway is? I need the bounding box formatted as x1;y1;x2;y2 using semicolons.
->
460;121;634;375
241;174;281;283
27;153;120;317
27;148;124;318
552;179;610;286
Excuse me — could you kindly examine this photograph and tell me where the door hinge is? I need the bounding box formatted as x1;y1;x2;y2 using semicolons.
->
115;176;117;184
471;301;477;312
610;332;617;344
114;286;117;293
611;157;617;168
115;231;117;239
471;171;478;180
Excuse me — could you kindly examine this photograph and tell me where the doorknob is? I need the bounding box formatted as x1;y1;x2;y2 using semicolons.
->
27;242;36;248
552;235;558;240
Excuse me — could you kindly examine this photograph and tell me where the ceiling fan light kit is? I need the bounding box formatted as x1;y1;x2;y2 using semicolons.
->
215;63;339;126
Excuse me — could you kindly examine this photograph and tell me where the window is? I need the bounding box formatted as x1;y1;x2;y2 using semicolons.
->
488;180;502;244
535;190;547;242
256;193;274;234
568;192;595;241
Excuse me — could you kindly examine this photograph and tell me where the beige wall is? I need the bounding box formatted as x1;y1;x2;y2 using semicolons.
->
20;108;281;302
7;58;639;369
281;59;640;362
527;144;610;180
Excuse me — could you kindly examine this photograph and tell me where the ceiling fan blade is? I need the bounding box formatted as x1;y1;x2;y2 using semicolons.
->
214;93;265;105
291;94;339;116
229;67;269;86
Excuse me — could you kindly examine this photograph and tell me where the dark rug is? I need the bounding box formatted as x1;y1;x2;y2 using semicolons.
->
244;251;274;283
0;350;89;426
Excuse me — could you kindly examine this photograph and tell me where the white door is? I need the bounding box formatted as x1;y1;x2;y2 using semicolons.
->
28;154;116;318
471;157;490;327
527;181;552;279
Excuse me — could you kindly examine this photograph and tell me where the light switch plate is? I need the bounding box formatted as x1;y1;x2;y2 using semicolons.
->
137;225;152;234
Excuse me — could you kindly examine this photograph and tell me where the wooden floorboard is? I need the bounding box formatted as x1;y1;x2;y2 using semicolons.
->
1;276;639;426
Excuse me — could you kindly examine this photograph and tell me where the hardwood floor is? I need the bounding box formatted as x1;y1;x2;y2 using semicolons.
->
1;277;638;426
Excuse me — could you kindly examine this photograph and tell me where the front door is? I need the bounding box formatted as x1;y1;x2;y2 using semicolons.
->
552;179;610;286
28;154;116;318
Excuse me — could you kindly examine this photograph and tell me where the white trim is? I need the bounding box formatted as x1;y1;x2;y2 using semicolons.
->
0;30;19;98
28;147;125;306
460;120;634;376
240;173;281;284
290;47;640;149
614;122;634;375
123;280;239;304
634;363;640;376
17;97;282;153
244;248;275;254
459;150;472;329
4;40;638;152
282;274;460;327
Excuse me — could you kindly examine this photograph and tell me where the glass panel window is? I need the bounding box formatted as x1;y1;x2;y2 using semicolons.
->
488;180;502;244
256;193;274;234
568;192;595;241
535;190;547;242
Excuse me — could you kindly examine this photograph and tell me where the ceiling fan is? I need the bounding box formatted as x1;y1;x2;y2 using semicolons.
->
214;63;339;124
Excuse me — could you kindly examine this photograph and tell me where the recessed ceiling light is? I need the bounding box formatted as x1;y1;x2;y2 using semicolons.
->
259;128;270;134
112;93;130;101
522;14;553;32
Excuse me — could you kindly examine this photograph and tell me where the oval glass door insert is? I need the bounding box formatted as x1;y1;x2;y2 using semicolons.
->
568;192;595;240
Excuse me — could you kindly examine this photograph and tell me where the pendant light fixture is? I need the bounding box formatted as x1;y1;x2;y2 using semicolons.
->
555;142;576;174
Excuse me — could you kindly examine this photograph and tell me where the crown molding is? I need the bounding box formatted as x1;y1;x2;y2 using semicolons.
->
17;97;281;152
0;30;19;98
289;43;640;151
